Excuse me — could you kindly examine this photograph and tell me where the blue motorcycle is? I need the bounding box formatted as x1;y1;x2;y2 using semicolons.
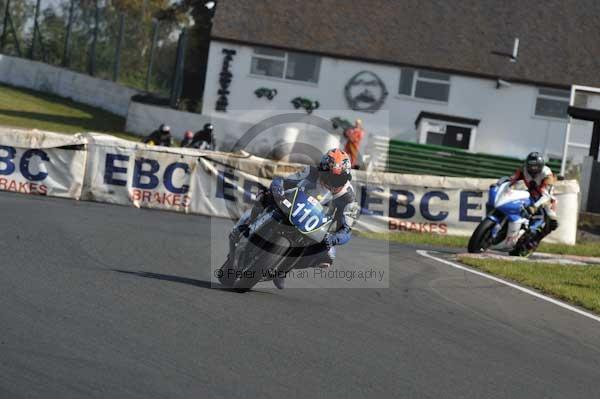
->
219;185;335;291
468;178;546;256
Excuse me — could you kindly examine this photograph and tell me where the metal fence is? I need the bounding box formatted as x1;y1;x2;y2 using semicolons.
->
0;0;188;102
380;138;563;178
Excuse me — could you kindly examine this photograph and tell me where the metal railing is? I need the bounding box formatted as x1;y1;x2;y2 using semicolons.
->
370;136;562;178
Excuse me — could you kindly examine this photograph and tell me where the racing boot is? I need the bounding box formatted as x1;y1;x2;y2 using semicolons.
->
316;246;336;269
521;208;558;255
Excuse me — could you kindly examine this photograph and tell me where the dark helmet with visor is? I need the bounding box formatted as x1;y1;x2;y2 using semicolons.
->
525;152;545;177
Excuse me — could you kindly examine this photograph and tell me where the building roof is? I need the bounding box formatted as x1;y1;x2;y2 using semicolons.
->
211;0;600;88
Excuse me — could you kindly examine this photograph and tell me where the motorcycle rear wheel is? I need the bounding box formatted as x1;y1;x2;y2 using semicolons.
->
509;234;537;257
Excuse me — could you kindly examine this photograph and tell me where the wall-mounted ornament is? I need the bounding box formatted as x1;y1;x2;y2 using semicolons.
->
331;116;353;131
344;71;388;112
291;97;320;114
254;87;278;100
215;49;236;112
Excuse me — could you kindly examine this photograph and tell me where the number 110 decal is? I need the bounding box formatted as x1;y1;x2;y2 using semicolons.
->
290;194;330;233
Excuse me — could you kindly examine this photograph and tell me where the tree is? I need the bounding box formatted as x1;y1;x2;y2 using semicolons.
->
38;6;68;64
1;0;34;56
160;0;215;105
3;0;213;106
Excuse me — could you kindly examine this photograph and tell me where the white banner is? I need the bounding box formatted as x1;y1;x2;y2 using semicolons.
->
84;134;198;211
350;170;579;244
0;128;86;199
188;158;579;245
0;131;579;244
83;134;579;245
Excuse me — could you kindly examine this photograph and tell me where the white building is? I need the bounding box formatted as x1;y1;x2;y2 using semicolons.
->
201;0;600;163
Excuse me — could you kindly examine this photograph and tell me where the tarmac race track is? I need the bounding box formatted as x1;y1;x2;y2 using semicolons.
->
1;191;600;399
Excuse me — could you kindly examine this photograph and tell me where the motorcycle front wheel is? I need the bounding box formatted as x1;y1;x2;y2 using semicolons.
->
468;218;496;253
232;227;289;292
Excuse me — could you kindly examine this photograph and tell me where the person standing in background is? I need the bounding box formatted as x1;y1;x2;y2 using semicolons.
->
142;124;172;147
180;130;194;147
180;124;215;150
189;123;215;150
343;119;365;169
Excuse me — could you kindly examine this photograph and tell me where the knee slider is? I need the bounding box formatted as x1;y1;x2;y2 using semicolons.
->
550;219;558;231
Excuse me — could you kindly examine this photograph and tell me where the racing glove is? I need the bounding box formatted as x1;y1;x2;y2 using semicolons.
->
322;233;337;249
526;205;538;216
270;178;284;197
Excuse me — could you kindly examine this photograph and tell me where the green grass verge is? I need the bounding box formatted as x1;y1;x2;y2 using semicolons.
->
537;242;600;258
459;256;600;314
358;231;469;248
0;83;138;141
358;231;600;258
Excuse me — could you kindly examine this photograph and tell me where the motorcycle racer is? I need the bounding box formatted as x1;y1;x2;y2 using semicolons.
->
508;151;558;253
142;124;172;147
229;148;359;289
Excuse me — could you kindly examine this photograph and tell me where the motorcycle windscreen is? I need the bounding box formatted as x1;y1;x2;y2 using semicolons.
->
289;190;333;234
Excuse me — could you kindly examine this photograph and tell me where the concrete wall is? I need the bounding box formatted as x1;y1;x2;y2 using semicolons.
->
126;101;341;162
0;55;138;117
126;101;209;139
202;41;570;161
126;101;260;152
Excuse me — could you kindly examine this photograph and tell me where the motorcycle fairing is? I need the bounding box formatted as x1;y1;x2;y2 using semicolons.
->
494;185;531;208
288;188;334;234
289;189;334;234
488;181;534;249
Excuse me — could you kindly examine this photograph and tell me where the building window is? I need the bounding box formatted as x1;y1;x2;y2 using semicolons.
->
398;68;451;102
250;47;320;83
250;48;285;78
534;88;570;119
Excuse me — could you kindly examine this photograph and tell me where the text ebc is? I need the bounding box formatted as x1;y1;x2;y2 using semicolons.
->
104;154;190;194
0;145;50;181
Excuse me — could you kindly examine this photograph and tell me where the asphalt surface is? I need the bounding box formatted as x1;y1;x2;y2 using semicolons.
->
1;191;600;399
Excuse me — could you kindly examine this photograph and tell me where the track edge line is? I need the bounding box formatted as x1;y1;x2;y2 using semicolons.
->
416;249;600;324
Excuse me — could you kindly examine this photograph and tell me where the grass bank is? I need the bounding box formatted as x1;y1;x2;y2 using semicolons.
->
0;83;138;141
459;256;600;315
359;231;600;258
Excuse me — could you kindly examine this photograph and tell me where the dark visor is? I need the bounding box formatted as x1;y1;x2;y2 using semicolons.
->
322;172;349;188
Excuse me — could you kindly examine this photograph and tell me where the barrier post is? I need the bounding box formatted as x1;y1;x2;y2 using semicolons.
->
62;0;75;67
0;0;9;52
145;19;159;91
0;0;19;55
29;0;41;59
169;28;187;108
113;13;125;82
89;0;99;76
